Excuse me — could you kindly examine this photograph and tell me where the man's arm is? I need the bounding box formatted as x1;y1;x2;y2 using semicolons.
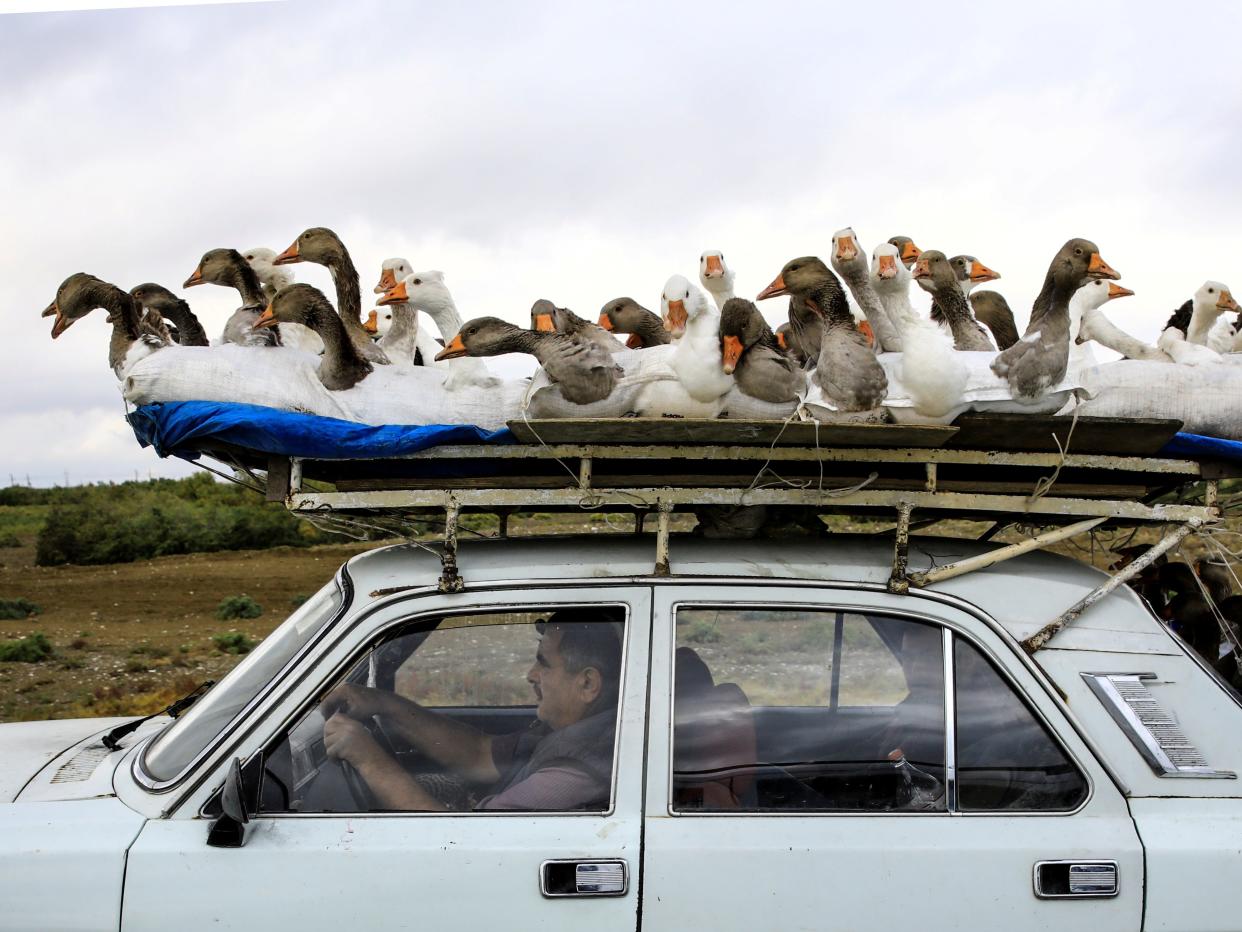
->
323;713;447;810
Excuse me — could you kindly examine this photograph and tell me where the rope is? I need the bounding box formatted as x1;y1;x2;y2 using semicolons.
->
1028;396;1082;501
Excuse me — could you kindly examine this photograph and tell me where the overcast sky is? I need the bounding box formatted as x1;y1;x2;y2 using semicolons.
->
2;0;1239;485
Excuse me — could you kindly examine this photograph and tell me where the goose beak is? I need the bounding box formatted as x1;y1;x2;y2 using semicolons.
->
664;299;688;337
625;333;643;349
858;320;875;348
877;255;898;279
374;269;397;295
911;257;932;280
721;335;744;373
378;281;408;305
969;260;1000;283
273;241;301;265
899;241;922;266
597;313;615;331
704;254;724;279
1107;283;1135;301
533;313;556;333
253;305;278;330
435;333;468;361
834;235;858;263
756;274;788;301
50;308;75;339
775;331;788;350
183;264;205;288
364;310;379;334
1087;252;1121;280
1217;290;1239;312
41;299;57;319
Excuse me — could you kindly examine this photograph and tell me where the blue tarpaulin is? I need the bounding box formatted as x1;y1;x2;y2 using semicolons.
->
1158;432;1242;463
128;401;514;460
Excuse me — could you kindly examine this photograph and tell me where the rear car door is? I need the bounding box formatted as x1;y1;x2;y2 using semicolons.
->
121;585;650;932
642;584;1143;931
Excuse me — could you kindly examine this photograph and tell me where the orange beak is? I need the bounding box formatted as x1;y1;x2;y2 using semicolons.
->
597;313;615;331
374;268;397;295
273;241;301;265
253;305;278;330
900;240;922;265
835;235;858;262
775;330;788;350
364;310;379;334
183;263;205;288
435;333;468;361
664;299;688;336
625;333;643;349
756;274;788;301
1217;290;1240;312
1087;252;1120;280
969;260;1000;283
49;304;74;339
379;281;408;305
704;254;724;278
877;255;898;279
858;320;875;347
1107;283;1135;301
911;257;932;280
721;334;744;373
533;313;555;333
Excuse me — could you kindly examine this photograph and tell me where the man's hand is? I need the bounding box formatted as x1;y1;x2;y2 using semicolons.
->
323;712;383;768
321;683;388;722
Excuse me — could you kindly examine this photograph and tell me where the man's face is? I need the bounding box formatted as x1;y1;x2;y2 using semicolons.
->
527;627;593;730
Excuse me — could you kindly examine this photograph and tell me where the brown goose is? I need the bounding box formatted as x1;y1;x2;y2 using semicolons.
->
911;251;995;351
928;255;1001;328
42;273;168;377
129;283;210;347
887;236;922;269
273;227;389;364
968;291;1019;350
990;238;1120;400
832;228;903;352
436;316;622;405
531;299;623;353
183;248;281;347
598;297;670;348
719;298;804;403
757;257;887;411
254;284;372;391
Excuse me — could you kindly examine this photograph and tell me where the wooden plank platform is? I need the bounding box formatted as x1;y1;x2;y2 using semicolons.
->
506;418;959;449
947;415;1183;456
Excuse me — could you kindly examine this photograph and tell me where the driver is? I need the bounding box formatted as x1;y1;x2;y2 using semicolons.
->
320;609;623;811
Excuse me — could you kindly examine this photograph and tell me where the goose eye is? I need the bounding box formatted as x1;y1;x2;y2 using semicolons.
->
1074;247;1083;256
1209;288;1215;293
413;278;422;286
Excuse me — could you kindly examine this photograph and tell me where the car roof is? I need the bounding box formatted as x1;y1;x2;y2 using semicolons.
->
344;534;1174;657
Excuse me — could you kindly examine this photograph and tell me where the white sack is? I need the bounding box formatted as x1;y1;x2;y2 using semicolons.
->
1077;359;1242;439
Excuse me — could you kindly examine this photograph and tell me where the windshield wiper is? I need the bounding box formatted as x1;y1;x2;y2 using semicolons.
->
101;680;216;751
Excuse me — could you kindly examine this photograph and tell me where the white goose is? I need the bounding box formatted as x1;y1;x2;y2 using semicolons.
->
1157;281;1237;366
242;246;324;355
382;270;500;389
699;249;736;312
831;227;904;352
370;258;441;367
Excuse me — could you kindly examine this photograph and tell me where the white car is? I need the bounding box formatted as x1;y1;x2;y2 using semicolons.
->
3;535;1240;931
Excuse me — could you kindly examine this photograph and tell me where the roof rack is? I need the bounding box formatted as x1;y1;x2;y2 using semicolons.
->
204;415;1235;651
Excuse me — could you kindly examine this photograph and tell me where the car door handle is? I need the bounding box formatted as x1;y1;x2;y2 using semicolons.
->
1034;860;1118;898
540;859;628;898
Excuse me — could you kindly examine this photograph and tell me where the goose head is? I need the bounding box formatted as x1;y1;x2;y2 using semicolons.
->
911;250;960;296
242;247;294;289
183;248;247;289
949;255;1000;295
888;236;922;268
274;226;346;266
375;258;413;295
1074;279;1135;313
661;274;709;338
718;298;767;373
599;296;656;348
869;243;911;293
831;227;866;276
1192;280;1239;320
756;256;832;300
129;282;182;316
698;250;735;292
363;308;392;338
434;317;522;360
530;299;558;333
1050;238;1120;288
253;283;335;331
42;272;116;338
377;270;449;313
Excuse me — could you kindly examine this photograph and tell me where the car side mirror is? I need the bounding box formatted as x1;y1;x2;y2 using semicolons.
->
207;753;263;848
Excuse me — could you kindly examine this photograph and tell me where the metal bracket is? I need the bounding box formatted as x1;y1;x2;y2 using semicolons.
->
438;498;464;593
654;501;673;577
887;502;913;594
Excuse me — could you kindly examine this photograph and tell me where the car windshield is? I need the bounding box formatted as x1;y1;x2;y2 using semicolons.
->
141;577;347;784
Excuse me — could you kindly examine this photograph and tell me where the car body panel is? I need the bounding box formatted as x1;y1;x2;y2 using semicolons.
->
0;718;126;802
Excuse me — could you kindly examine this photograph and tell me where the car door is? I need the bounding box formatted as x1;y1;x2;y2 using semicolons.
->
642;584;1144;932
121;585;650;932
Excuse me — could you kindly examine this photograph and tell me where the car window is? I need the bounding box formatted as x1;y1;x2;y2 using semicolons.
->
259;607;626;815
672;607;946;813
954;638;1088;811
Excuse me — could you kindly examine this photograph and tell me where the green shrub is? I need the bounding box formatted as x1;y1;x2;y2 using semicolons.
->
0;633;54;663
683;619;722;644
289;593;310;609
213;632;257;655
216;595;262;621
0;597;40;620
0;533;21;548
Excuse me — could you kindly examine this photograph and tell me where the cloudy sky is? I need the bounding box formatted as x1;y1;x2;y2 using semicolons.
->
2;0;1239;485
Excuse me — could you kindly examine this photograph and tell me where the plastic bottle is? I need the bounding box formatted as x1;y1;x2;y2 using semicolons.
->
888;747;944;810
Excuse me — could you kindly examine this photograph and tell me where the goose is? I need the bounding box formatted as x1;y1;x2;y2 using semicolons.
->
1076;290;1167;362
184;248;282;347
990;238;1120;399
254;284;372;390
1184;281;1239;346
1154;292;1230;366
374;257;413;297
532;299;625;353
435;316;621;405
379;271;500;388
661;274;734;402
372;258;442;367
43;273;168;377
598;297;670;348
968;291;1019;350
719;298;804;403
911;251;995;351
870;243;967;418
888;236;922;269
699;249;736;312
273;227;389;364
365;301;422;366
242;246;323;355
1066;279;1135;367
129;283;210;347
758;257;887;412
928;255;1001;327
831;227;903;351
